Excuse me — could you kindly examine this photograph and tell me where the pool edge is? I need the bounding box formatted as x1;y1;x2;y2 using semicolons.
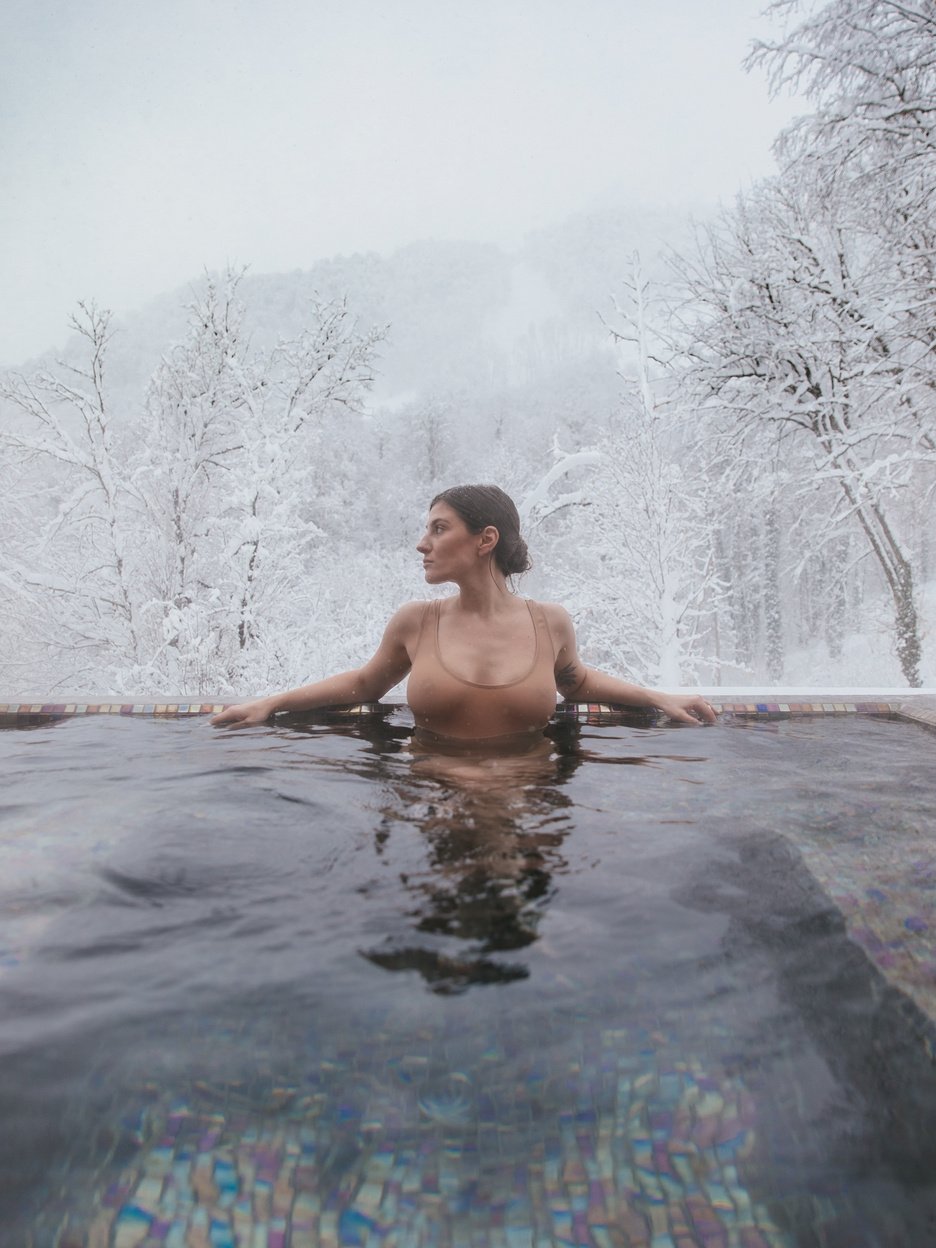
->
2;692;935;729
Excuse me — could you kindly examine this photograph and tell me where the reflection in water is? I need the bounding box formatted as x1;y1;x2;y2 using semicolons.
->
363;728;581;993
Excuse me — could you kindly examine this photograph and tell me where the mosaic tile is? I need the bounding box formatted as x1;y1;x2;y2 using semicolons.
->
48;1034;798;1248
2;694;933;726
785;830;936;1031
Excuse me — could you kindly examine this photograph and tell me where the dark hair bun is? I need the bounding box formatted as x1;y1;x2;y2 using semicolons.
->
430;483;532;579
504;536;532;576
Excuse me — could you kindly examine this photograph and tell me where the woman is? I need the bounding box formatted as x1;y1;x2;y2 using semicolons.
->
211;484;716;736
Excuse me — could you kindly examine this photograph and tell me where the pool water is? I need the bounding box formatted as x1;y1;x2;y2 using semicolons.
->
2;713;936;1246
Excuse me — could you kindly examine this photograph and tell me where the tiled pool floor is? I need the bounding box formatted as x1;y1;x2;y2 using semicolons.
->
773;784;936;1048
40;1026;797;1248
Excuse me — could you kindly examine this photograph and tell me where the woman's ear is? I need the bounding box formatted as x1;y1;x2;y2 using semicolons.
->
478;525;500;556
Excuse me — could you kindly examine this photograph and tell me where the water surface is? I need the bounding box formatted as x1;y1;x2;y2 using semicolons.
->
2;713;935;1245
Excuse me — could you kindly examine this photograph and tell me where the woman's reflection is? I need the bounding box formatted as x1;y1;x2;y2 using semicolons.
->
363;729;581;993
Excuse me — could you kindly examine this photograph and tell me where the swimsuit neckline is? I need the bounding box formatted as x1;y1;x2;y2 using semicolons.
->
433;598;541;690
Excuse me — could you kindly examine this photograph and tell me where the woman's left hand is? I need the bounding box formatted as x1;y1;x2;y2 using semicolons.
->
653;693;718;725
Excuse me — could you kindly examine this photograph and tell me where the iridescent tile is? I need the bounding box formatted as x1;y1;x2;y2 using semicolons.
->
418;1075;474;1127
738;1230;773;1248
354;1181;385;1214
589;1229;614;1248
113;1204;153;1248
134;1176;164;1210
705;1181;735;1213
209;1216;236;1248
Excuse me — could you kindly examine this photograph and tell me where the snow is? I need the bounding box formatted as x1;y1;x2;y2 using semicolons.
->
3;0;935;700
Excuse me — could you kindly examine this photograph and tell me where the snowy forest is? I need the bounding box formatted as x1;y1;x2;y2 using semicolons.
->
2;0;934;697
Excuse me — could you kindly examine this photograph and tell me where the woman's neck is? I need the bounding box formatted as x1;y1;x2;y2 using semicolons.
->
451;565;513;617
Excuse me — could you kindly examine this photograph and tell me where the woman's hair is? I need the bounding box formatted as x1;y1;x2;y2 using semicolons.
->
431;484;532;577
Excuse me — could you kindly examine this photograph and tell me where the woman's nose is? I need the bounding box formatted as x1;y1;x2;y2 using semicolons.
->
416;533;430;553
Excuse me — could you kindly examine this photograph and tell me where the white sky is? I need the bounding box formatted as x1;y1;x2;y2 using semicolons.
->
0;0;805;366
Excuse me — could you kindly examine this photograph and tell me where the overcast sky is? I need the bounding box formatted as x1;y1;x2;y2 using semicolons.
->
1;0;805;366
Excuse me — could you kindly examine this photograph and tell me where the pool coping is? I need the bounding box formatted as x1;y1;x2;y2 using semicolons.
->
2;692;935;731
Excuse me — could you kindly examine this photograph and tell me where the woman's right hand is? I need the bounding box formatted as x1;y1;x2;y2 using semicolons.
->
210;696;279;729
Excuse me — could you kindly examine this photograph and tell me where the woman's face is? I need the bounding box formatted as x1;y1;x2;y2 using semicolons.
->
416;502;478;584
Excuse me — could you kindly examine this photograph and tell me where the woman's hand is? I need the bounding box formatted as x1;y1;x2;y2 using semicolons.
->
210;696;279;729
652;692;717;725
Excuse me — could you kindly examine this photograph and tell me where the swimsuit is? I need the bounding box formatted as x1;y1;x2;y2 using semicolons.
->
407;598;558;741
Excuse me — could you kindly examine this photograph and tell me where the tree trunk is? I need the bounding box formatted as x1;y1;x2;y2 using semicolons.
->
824;535;848;661
763;505;784;683
841;481;922;686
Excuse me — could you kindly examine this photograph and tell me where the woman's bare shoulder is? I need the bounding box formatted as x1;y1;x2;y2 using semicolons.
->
386;599;432;634
535;600;575;630
533;601;578;659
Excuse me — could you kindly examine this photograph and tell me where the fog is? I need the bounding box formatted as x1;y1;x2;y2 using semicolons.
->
1;0;804;366
5;0;933;696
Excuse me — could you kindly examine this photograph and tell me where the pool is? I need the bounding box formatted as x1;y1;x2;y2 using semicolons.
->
2;707;936;1245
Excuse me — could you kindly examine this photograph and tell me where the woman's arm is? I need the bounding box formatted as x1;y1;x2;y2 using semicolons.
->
545;604;716;726
210;601;424;729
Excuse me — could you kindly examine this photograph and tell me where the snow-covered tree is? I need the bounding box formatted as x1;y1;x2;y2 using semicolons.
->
0;303;146;690
134;270;384;692
750;0;936;171
750;0;936;473
674;162;931;685
0;274;384;695
557;261;726;686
